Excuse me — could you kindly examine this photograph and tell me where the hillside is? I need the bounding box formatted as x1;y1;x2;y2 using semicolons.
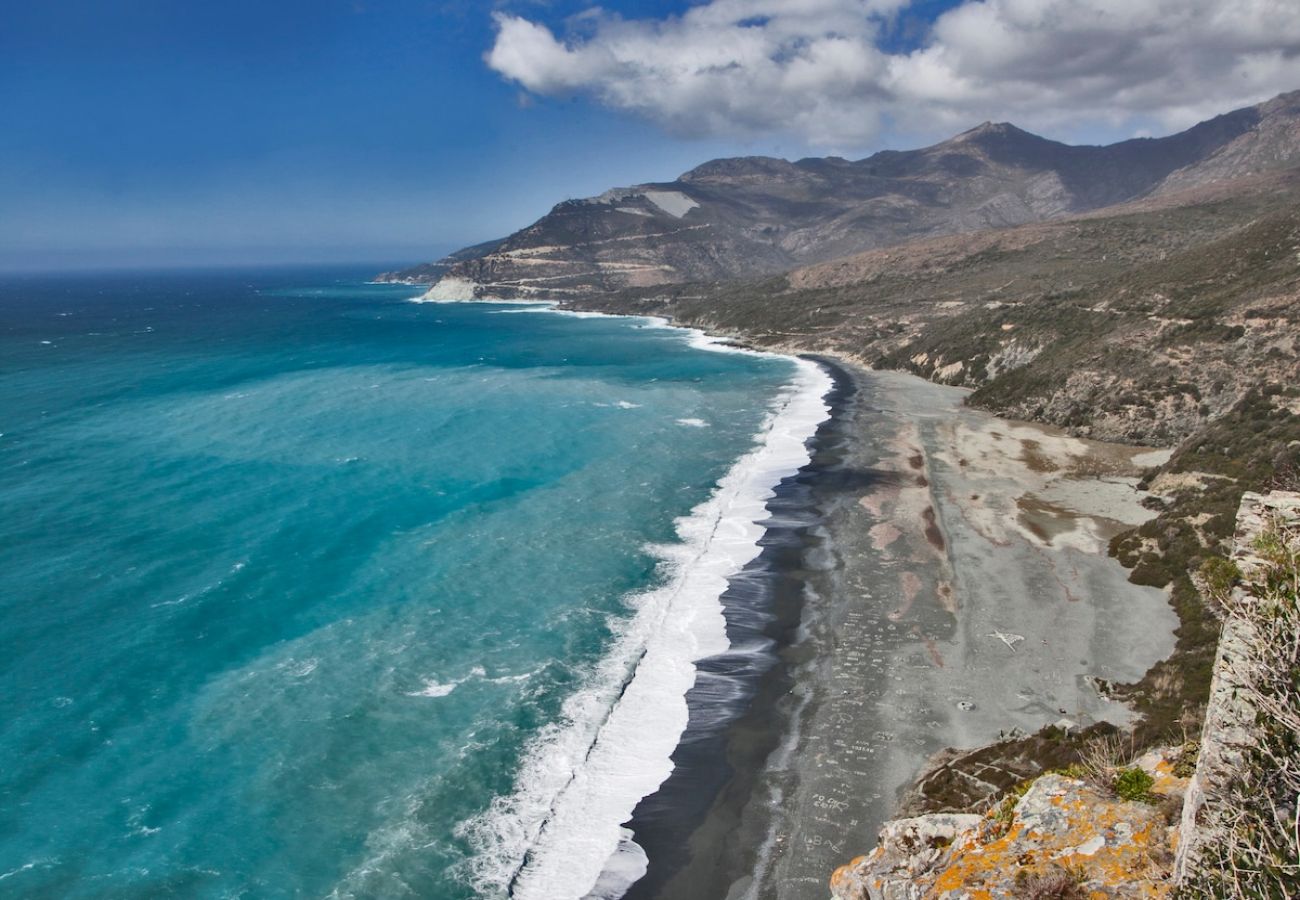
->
577;166;1300;778
830;491;1300;900
377;89;1300;900
580;168;1300;448
380;91;1300;300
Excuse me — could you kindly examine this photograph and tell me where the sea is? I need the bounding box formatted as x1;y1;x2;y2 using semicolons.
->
0;266;830;898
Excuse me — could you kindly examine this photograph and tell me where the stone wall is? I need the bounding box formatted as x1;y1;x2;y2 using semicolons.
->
1173;489;1300;884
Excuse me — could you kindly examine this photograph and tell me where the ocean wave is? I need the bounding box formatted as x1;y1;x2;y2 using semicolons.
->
405;665;537;699
406;680;461;698
0;858;58;883
485;305;560;314
148;560;248;609
455;349;832;899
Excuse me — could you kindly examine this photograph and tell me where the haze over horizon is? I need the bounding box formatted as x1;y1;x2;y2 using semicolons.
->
4;0;1299;271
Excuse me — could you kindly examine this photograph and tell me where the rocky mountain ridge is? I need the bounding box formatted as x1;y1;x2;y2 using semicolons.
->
380;91;1300;300
577;166;1300;448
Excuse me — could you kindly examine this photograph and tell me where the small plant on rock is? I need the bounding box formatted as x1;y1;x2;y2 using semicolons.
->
1114;766;1156;803
1078;731;1136;791
987;777;1037;837
1172;740;1200;778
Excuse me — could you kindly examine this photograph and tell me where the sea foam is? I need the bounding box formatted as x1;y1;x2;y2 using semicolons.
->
457;329;832;899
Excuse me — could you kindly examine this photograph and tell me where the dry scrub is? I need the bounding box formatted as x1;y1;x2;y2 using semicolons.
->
1179;514;1300;898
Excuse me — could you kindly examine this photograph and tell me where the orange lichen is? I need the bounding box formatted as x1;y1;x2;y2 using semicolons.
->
831;750;1189;899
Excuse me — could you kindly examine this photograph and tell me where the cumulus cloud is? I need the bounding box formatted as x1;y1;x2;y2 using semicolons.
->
485;0;1300;147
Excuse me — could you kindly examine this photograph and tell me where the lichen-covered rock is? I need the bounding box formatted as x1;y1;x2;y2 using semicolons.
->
831;749;1188;899
830;814;982;900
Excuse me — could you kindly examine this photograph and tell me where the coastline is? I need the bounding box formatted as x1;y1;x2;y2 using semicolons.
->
619;355;858;900
425;294;837;899
613;357;1179;900
402;293;1181;900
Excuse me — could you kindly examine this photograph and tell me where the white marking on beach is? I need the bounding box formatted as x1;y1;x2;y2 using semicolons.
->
989;631;1026;652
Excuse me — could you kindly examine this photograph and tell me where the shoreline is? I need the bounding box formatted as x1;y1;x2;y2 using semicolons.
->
434;294;837;899
620;354;858;900
399;293;1181;899
615;357;1179;900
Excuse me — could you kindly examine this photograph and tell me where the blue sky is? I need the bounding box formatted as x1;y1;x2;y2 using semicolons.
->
2;0;1296;271
0;1;730;269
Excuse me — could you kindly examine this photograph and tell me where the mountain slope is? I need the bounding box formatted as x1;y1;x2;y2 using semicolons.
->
380;90;1300;299
577;166;1300;447
575;169;1299;766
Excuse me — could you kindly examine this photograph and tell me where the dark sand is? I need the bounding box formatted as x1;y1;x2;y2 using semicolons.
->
622;362;1177;900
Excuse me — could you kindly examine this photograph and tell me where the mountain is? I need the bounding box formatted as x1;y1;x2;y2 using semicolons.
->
379;90;1300;299
575;164;1300;780
581;166;1300;445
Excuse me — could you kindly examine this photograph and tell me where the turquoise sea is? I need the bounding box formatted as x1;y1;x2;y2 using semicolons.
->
0;267;828;898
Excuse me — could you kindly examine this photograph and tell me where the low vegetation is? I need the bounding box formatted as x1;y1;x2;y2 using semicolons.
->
900;721;1122;816
1113;767;1157;804
1110;387;1300;748
1178;516;1300;898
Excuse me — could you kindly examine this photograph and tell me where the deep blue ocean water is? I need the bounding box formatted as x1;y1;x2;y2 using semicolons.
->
0;267;810;898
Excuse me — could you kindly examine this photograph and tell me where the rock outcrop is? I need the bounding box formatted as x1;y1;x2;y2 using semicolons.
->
830;750;1186;900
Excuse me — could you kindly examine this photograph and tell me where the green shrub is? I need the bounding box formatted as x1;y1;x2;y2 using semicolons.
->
1113;766;1156;803
1129;557;1173;588
1198;555;1241;603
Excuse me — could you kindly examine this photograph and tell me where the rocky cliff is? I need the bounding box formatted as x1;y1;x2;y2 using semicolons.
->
829;750;1189;900
1175;491;1300;896
381;92;1300;300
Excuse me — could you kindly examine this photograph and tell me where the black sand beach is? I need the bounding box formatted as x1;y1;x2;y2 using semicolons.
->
621;360;1178;900
620;356;859;900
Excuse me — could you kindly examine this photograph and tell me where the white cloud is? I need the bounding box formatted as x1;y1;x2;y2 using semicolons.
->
485;0;1300;148
888;0;1300;133
486;0;905;146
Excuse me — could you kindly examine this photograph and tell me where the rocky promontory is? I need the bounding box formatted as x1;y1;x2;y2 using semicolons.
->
831;750;1189;899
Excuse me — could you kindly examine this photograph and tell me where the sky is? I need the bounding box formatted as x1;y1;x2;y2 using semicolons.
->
2;0;1298;271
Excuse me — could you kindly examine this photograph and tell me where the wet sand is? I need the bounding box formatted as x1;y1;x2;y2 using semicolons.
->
625;362;1178;900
